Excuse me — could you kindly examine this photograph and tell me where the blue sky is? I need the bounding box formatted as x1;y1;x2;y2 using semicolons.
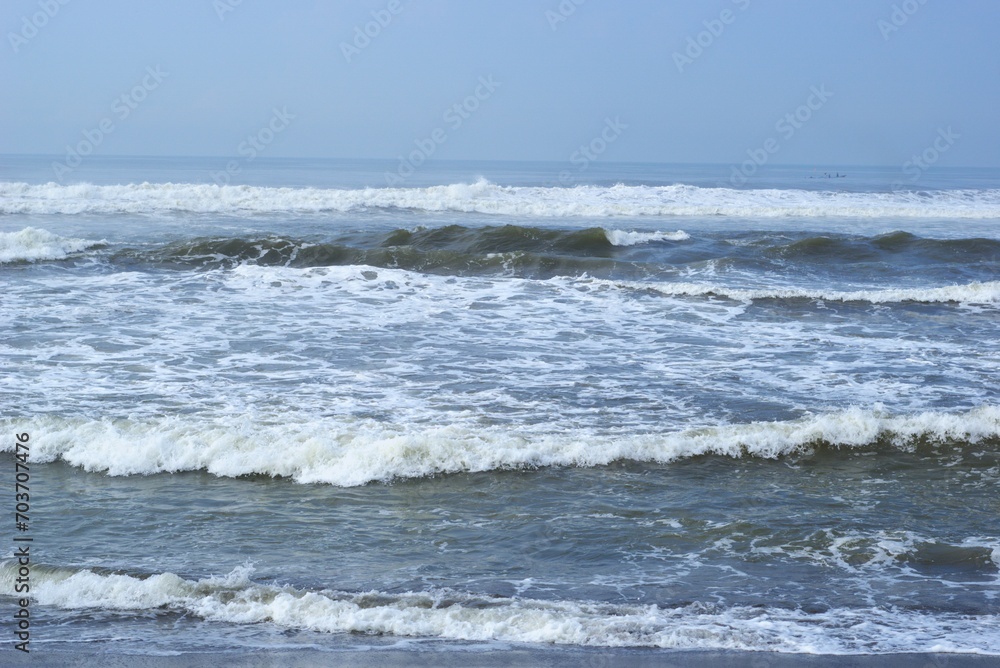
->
3;0;998;167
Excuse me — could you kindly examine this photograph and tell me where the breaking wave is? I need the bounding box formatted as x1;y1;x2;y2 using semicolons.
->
0;226;101;263
3;406;997;487
627;279;1000;305
2;563;996;653
3;180;1000;218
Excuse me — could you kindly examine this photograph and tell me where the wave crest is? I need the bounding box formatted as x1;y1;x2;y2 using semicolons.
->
2;562;997;652
3;406;997;486
604;229;690;245
621;279;1000;305
4;181;1000;218
0;227;100;263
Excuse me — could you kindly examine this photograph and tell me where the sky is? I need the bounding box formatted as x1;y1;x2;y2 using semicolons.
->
2;0;999;168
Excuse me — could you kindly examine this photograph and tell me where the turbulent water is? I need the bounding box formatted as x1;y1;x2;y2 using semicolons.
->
1;158;998;657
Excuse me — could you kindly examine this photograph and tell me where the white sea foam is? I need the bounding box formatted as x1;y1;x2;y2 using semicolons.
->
3;180;1000;218
750;529;1000;578
7;261;993;446
222;262;1000;307
3;406;997;487
0;226;99;263
603;229;690;245
1;563;996;653
615;279;1000;305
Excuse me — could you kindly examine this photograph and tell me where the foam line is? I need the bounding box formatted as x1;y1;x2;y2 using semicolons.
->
3;181;999;218
3;406;997;486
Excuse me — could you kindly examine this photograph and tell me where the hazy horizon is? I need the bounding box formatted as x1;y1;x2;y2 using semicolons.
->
3;153;996;169
3;0;998;170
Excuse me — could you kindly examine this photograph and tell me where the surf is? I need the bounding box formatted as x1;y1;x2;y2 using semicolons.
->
2;562;997;653
4;406;997;486
4;180;1000;218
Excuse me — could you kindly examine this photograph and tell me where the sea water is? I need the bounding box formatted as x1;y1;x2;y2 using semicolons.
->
1;156;998;656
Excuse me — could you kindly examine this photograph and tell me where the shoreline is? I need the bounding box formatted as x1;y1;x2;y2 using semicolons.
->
4;649;1000;668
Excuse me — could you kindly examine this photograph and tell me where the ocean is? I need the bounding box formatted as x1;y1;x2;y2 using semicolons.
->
1;155;998;661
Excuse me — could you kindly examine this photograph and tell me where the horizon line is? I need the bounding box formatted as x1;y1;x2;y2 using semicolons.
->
0;153;994;172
